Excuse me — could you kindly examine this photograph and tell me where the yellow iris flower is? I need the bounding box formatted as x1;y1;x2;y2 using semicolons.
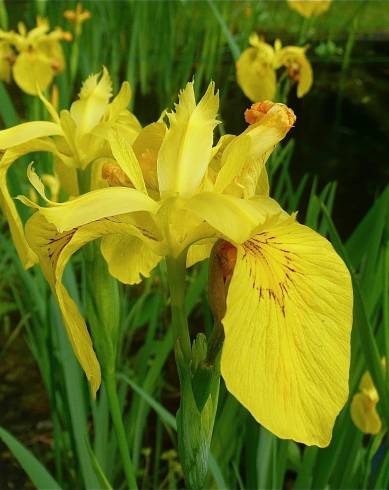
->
350;361;386;435
236;34;313;102
0;17;71;95
21;83;352;447
0;68;141;269
287;0;332;18
236;34;276;102
64;3;91;37
274;39;313;98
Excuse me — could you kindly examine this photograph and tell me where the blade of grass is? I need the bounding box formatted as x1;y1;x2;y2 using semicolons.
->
0;426;62;490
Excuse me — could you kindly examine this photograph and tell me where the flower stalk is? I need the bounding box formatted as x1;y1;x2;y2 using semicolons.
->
166;252;221;489
104;372;138;490
166;253;192;363
85;247;137;489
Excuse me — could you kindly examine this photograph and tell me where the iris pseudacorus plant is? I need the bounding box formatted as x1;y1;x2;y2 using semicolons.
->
0;79;353;487
236;33;313;102
0;68;140;269
15;81;353;450
0;17;72;95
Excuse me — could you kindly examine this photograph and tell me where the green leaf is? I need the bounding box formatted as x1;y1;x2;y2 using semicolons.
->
0;426;62;490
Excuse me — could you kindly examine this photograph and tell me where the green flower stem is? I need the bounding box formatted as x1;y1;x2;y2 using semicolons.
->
166;253;192;362
104;371;138;490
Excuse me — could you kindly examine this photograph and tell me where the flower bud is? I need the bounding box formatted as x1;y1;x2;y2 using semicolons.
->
208;240;237;325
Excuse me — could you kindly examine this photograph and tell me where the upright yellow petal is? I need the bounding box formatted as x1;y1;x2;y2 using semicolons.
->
214;102;295;198
133;122;166;194
108;128;146;193
350;359;385;434
157;81;219;197
220;216;353;446
70;68;112;135
350;393;382;435
106;81;132;120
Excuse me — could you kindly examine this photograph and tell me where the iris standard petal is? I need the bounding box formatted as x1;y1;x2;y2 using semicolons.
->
220;216;353;447
70;68;112;136
108;127;147;193
157;81;219;197
214;102;295;197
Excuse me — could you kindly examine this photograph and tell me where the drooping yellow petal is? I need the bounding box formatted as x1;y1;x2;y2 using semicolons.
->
70;68;112;135
0;121;62;149
25;211;153;396
274;45;313;98
350;393;382;435
287;0;332;18
33;186;159;232
13;51;54;95
220;216;353;447
25;211;101;395
184;192;284;244
187;238;216;267
157;81;219;197
236;44;276;103
101;233;161;284
0;138;62;268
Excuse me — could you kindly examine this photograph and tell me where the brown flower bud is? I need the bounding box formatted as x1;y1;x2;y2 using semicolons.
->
208;240;237;324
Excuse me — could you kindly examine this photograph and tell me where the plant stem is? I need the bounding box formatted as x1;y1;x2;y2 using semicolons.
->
105;372;138;490
166;253;192;361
